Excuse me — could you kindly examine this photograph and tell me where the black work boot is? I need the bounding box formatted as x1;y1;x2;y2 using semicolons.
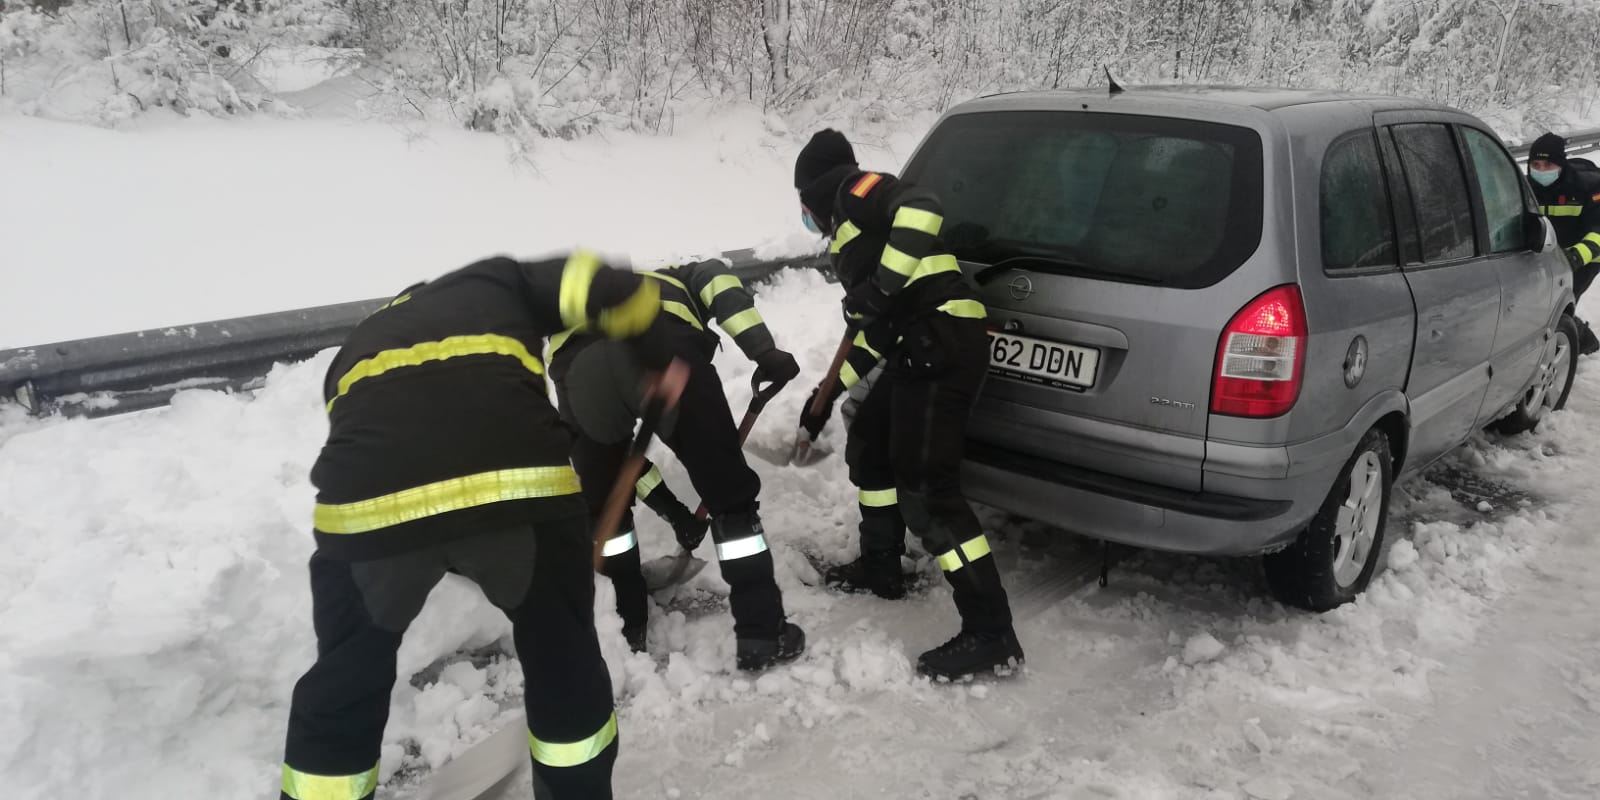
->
710;507;790;649
916;628;1025;681
1580;318;1600;356
823;553;910;599
736;621;807;672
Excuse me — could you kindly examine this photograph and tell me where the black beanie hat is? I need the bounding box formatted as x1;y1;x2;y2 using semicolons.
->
794;129;857;190
1530;132;1568;166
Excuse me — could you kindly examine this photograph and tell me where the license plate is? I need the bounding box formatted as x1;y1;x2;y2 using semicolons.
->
987;331;1100;390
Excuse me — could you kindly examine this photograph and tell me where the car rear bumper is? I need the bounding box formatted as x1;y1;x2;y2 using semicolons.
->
962;439;1340;556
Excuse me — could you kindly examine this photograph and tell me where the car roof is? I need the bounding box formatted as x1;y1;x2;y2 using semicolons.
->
957;85;1460;116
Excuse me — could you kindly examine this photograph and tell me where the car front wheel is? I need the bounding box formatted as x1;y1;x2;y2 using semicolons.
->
1491;313;1579;436
1264;427;1393;611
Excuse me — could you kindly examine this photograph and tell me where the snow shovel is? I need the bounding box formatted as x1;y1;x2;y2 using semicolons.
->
592;360;688;571
787;330;855;467
643;373;788;591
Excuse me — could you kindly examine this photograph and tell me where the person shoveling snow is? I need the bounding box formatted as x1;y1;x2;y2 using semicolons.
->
548;257;808;671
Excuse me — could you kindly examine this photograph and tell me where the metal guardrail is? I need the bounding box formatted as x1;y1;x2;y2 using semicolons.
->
1507;126;1600;161
0;249;829;418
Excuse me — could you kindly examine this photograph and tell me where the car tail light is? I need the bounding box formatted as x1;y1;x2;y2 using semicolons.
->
1211;285;1307;418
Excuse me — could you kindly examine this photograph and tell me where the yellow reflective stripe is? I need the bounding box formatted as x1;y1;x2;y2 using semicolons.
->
852;331;881;360
961;535;992;562
314;466;581;534
720;307;765;337
382;293;411;310
529;712;618;768
698;274;743;306
893;206;943;236
1577;243;1596;265
548;327;578;355
643;271;692;296
635;464;664;499
1543;205;1584;217
327;334;543;412
880;246;920;277
281;764;378;800
906;254;962;286
559;251;602;328
597;279;660;337
662;301;705;330
830;221;862;254
839;361;862;389
937;298;987;320
1585;232;1600;249
859;488;898;507
936;535;992;572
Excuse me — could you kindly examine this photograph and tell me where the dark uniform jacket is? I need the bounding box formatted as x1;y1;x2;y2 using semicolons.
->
309;253;660;560
824;169;986;389
1531;165;1600;266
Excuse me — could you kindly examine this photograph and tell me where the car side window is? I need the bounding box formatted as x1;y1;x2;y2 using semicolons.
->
1389;123;1479;263
1321;132;1397;272
1460;126;1527;254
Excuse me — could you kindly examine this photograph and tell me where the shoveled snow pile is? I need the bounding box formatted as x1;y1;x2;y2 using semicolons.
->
3;278;1599;800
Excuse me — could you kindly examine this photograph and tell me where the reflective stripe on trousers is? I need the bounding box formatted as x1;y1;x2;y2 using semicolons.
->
859;487;898;508
529;711;618;767
935;535;992;573
716;534;769;561
281;764;378;800
601;529;638;557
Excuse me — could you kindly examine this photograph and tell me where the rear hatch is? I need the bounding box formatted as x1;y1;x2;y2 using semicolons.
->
901;109;1265;491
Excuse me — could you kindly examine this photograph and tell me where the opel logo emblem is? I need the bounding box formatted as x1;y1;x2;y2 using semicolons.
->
1008;275;1034;301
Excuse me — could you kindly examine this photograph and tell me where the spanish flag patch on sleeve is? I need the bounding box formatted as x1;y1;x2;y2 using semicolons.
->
849;173;883;198
1590;193;1600;203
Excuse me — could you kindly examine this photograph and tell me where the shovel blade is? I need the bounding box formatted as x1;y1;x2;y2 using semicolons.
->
642;552;708;591
787;437;835;467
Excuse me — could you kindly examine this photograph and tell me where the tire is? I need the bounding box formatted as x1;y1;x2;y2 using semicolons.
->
1491;314;1579;436
1264;427;1393;612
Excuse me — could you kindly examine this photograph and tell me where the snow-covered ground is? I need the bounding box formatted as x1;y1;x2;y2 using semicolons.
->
3;97;1600;800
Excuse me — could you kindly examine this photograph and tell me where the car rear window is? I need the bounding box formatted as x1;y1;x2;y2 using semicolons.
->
901;110;1265;288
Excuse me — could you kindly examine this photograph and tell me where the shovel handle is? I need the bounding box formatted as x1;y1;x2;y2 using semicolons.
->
812;331;855;417
594;394;668;570
787;330;855;466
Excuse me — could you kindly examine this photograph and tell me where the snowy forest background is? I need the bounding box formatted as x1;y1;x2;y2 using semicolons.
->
2;0;1598;141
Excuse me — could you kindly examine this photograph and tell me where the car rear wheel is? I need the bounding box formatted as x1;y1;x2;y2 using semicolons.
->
1491;314;1578;436
1264;427;1393;611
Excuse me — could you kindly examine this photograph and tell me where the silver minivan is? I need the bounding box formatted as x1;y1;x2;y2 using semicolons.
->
893;87;1580;610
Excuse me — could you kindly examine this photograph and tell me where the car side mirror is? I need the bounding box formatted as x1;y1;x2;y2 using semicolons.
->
1525;211;1548;253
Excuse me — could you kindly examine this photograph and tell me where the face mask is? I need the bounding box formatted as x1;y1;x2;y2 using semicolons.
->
801;209;823;235
1530;167;1561;187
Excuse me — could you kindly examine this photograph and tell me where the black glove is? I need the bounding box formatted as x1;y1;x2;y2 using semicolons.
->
753;348;801;387
842;281;892;326
669;509;709;552
1566;246;1587;271
799;381;845;439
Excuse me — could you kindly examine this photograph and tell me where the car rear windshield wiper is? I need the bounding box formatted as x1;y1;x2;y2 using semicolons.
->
973;255;1163;286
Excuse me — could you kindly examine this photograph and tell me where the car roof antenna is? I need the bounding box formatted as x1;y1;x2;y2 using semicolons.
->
1105;67;1125;96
